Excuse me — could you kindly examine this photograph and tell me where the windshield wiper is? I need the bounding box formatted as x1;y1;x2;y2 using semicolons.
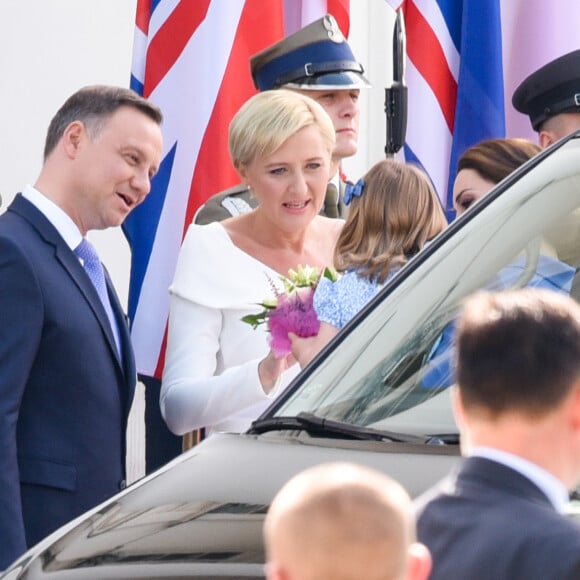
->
248;412;432;444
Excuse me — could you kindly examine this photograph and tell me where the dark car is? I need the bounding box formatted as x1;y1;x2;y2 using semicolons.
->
5;133;580;579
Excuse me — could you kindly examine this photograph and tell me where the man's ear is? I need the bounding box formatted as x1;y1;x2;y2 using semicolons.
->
451;385;472;454
566;382;580;435
406;542;432;580
539;130;556;149
61;120;86;158
450;385;466;429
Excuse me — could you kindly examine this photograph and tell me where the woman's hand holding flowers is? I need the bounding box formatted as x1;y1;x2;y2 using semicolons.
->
242;264;338;357
258;349;296;394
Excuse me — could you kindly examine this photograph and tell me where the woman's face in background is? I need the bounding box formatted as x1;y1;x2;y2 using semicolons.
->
453;168;496;217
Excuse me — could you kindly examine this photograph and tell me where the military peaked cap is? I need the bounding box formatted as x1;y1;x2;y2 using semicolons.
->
250;14;371;91
512;49;580;130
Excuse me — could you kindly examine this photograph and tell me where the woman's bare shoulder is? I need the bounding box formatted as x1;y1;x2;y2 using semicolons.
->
314;215;345;239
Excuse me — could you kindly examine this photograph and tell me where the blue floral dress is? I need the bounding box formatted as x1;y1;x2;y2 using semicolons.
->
314;269;398;329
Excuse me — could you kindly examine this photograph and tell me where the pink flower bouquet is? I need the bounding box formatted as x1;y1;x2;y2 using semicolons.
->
242;265;338;357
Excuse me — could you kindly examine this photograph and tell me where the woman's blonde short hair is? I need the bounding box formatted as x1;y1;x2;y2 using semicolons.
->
228;89;335;168
336;159;447;283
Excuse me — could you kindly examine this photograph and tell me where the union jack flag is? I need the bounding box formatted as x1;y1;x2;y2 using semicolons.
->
387;0;580;218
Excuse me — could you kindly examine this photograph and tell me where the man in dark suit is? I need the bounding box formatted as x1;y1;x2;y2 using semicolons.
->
416;288;580;580
194;14;370;225
0;85;163;570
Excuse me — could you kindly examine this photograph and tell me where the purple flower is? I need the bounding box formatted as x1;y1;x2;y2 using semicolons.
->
240;265;338;357
267;287;320;357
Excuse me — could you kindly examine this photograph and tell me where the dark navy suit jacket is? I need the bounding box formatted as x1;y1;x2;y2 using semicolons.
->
416;456;580;580
0;194;136;569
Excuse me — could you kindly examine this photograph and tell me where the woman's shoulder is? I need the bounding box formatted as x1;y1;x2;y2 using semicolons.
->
315;214;345;232
172;216;279;306
171;222;239;298
310;215;344;248
182;220;228;249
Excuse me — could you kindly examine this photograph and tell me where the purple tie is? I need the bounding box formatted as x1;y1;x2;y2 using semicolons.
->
74;238;122;357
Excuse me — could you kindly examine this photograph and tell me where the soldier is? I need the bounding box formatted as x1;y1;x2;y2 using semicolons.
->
512;49;580;148
194;14;370;224
513;49;580;267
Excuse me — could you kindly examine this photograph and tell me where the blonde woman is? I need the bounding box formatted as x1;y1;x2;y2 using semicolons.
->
291;159;447;367
161;90;343;436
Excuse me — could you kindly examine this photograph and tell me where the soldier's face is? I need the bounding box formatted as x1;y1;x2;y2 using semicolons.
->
294;89;360;162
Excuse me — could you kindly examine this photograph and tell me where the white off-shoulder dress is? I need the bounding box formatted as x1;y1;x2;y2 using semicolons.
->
161;222;299;436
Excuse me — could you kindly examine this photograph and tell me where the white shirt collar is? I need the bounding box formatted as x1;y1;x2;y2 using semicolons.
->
22;184;83;250
471;446;570;513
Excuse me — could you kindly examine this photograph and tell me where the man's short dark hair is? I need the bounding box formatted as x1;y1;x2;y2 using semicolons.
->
456;288;580;417
43;85;163;160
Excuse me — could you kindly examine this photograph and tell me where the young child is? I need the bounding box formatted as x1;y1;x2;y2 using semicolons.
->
291;159;447;367
263;462;432;580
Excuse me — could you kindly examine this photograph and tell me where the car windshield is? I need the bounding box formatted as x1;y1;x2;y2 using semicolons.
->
265;134;580;439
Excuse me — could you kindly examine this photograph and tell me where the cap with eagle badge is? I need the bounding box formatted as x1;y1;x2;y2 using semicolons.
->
512;49;580;131
250;14;371;91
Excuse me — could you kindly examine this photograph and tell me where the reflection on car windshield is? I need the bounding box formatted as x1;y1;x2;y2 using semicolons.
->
271;138;580;441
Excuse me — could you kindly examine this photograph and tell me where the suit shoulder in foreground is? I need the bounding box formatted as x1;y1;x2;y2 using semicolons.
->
416;457;580;580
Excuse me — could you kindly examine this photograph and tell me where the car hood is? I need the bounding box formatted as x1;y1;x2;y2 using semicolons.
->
4;432;458;579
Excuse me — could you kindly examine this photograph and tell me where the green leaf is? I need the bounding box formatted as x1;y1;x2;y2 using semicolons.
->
241;311;268;329
241;265;338;332
241;300;277;329
322;266;339;282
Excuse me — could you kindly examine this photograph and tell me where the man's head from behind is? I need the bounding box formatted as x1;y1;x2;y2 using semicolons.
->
512;49;580;148
263;462;431;580
251;15;370;164
456;289;580;418
454;289;580;487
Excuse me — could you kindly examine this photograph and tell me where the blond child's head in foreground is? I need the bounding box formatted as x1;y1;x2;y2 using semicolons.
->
263;462;431;580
